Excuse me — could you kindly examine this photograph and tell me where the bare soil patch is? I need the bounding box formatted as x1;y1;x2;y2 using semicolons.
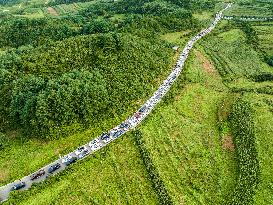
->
47;7;58;16
222;135;235;151
196;50;216;74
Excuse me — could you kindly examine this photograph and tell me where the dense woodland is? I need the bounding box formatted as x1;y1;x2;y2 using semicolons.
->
0;0;215;137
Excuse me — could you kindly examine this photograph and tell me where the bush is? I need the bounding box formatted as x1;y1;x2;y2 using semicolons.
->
133;130;173;205
10;75;46;130
267;56;273;67
0;18;78;48
0;31;173;136
251;72;273;82
82;19;115;34
0;132;9;150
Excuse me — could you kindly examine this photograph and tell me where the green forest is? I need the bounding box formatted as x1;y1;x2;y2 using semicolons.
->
0;0;205;137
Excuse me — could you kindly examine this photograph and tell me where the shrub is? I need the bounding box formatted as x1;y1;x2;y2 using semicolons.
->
133;130;173;205
251;72;273;82
229;98;260;205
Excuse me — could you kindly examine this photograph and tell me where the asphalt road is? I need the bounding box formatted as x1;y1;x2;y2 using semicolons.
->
0;3;233;203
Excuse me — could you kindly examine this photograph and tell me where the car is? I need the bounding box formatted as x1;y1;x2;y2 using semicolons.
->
139;105;147;113
128;117;138;126
79;150;89;159
100;133;111;144
134;112;141;119
89;138;102;151
30;169;46;180
119;122;130;130
62;155;77;166
170;74;177;80
168;80;173;85
75;146;90;159
11;181;26;191
48;163;61;173
111;130;124;139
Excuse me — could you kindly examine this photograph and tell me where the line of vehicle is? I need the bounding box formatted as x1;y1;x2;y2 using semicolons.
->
0;3;233;203
224;15;273;21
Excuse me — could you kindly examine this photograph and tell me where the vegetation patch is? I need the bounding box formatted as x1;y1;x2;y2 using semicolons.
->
229;97;260;205
133;130;173;205
0;33;173;137
195;49;216;74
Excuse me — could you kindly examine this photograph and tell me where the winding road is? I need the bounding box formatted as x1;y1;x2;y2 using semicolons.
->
0;3;232;203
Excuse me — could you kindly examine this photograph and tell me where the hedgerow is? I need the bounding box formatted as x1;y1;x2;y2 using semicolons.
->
251;72;273;82
231;86;273;95
229;98;260;205
133;130;173;205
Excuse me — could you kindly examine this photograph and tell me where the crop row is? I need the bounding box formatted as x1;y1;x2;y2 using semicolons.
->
229;98;260;205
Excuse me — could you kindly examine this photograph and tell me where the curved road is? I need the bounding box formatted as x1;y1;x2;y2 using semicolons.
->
0;3;232;203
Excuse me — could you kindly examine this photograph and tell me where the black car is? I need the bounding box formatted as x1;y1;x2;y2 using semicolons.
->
30;170;46;180
11;181;26;191
112;130;123;139
139;106;147;113
119;122;130;129
101;133;111;143
48;163;61;173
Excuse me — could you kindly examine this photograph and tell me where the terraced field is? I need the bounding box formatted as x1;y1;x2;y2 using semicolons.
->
254;22;273;56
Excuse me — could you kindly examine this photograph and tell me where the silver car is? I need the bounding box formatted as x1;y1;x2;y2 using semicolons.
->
75;146;90;159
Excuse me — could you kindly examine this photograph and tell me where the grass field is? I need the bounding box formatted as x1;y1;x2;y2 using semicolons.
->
137;44;237;204
254;22;273;57
202;28;273;81
50;1;95;16
202;20;273;204
0;102;162;204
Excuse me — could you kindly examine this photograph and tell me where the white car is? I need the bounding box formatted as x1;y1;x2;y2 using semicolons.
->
62;154;77;165
75;146;90;159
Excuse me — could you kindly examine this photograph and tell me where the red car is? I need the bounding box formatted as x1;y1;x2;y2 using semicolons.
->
135;112;141;119
30;170;46;180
